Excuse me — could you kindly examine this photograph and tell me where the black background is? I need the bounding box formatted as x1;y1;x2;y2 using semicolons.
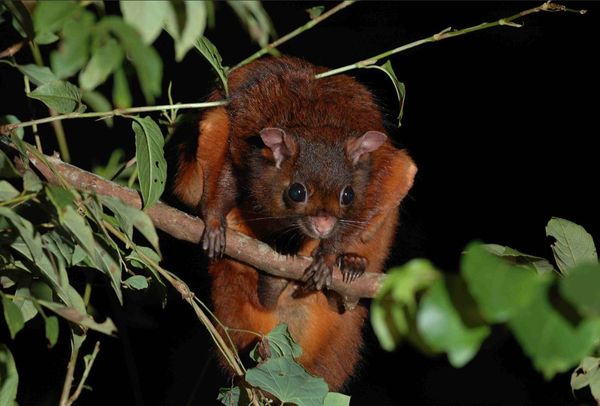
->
1;2;599;405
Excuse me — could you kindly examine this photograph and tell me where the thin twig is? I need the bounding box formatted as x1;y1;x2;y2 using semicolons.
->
0;100;228;135
59;347;79;406
67;341;101;405
316;2;587;79
233;0;356;70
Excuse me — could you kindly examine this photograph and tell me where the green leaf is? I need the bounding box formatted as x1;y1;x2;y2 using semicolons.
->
46;185;76;211
112;66;132;109
366;60;406;127
324;392;351;406
13;283;38;322
0;149;20;179
98;16;163;103
165;1;207;61
79;38;124;91
50;10;94;79
245;357;329;406
120;1;168;44
44;315;60;347
0;115;24;140
35;31;59;45
509;281;600;379
0;344;19;406
100;195;161;253
217;386;240;406
124;275;148;290
28;80;83;113
226;1;274;47
194;36;228;95
482;243;556;274
560;263;600;318
546;217;597;274
92;149;124;179
306;6;325;19
461;243;544;323
250;324;302;362
38;298;117;336
2;295;25;339
33;0;79;38
17;64;58;86
82;90;113;127
417;280;490;367
0;181;19;201
571;357;600;402
4;0;34;39
132;116;167;208
371;259;440;351
23;169;42;192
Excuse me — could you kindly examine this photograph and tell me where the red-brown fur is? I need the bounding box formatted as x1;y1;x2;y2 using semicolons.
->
173;56;416;391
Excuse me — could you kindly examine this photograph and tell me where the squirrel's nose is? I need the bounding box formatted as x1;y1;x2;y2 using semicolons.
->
309;215;337;237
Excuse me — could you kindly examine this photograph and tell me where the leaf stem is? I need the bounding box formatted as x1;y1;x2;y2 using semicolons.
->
316;2;587;79
0;100;228;135
67;341;101;405
233;0;356;70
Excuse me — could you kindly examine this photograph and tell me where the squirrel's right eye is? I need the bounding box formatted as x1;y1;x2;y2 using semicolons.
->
288;183;307;203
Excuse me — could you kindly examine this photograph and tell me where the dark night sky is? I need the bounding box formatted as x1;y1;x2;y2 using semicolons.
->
2;2;599;405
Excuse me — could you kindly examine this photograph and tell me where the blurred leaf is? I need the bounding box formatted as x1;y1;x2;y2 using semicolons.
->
560;264;600;318
28;80;83;113
194;36;228;95
417;280;490;367
92;149;125;179
0;344;19;406
81;91;112;127
246;357;328;406
462;243;544;323
546;217;597;275
101;195;161;253
164;1;207;61
324;393;351;406
17;64;58;86
509;281;600;379
0;181;19;201
35;31;59;45
482;243;556;274
120;1;168;44
79;38;124;91
98;16;163;103
366;60;405;127
0;149;20;179
23;169;42;192
2;294;25;339
132;116;167;209
44;315;60;347
124;275;148;290
0;115;24;140
306;6;325;19
112;66;132;108
4;0;34;39
571;357;600;402
226;1;274;47
372;259;440;351
33;0;79;38
50;10;95;79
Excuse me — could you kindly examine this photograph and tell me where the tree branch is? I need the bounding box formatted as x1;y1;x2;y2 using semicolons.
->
24;151;385;300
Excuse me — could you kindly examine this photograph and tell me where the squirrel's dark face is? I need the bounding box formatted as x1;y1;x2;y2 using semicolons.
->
248;127;386;240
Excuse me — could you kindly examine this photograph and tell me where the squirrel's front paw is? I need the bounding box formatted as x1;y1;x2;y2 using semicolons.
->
202;216;226;259
302;252;336;291
337;253;368;283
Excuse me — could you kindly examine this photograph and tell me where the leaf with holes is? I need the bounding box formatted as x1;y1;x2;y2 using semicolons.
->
572;357;600;402
132;116;167;209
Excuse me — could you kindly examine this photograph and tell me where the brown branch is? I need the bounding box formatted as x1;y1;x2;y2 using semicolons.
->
25;151;385;300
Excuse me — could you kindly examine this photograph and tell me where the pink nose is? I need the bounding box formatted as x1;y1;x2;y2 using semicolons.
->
310;215;337;236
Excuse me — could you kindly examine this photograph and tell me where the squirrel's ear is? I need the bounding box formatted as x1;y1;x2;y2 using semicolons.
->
260;128;297;168
346;131;387;165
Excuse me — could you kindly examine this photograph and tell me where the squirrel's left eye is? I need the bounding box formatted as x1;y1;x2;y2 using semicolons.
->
340;186;354;206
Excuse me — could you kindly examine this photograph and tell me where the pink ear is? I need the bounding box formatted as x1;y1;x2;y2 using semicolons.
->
346;131;387;165
260;128;295;168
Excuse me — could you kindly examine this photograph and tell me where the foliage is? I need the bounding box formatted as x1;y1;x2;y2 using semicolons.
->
0;1;593;405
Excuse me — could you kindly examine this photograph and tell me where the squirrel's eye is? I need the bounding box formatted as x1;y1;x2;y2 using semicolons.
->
340;186;354;206
288;183;307;203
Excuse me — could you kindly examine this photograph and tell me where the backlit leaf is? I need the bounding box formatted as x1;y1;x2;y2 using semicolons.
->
120;1;168;44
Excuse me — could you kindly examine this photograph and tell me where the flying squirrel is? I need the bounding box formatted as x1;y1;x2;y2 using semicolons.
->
172;56;417;391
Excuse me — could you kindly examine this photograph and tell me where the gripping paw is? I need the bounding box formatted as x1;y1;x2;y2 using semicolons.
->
202;217;226;260
302;253;335;291
337;253;367;283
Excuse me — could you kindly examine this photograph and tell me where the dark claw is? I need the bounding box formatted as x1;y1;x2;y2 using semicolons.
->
337;254;367;284
202;221;226;260
302;253;334;291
